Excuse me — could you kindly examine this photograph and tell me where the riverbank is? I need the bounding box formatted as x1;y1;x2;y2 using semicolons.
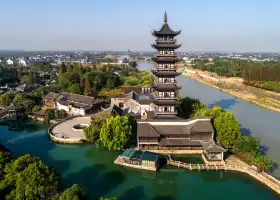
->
180;67;280;113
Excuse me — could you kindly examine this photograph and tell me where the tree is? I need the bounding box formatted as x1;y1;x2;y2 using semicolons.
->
213;111;241;149
106;78;114;89
0;93;12;107
13;93;27;104
0;145;13;169
129;61;137;68
100;197;117;200
32;105;41;113
84;78;92;96
68;84;82;94
51;184;85;200
45;109;56;120
59;63;67;75
100;116;132;151
21;74;34;84
55;109;68;119
22;99;36;113
8;162;59;200
83;111;110;143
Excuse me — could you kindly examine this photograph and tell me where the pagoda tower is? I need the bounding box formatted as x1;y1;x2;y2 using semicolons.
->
151;12;182;117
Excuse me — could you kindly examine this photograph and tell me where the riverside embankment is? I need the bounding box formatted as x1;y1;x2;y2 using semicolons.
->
179;67;280;113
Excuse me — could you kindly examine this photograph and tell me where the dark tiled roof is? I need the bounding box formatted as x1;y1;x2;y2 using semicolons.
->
151;57;181;62
15;84;41;93
124;88;143;95
151;43;181;49
44;92;59;101
153;99;180;105
201;140;227;153
145;110;157;119
190;121;214;133
151;70;182;76
152;84;181;91
137;123;160;137
153;24;181;36
61;92;97;105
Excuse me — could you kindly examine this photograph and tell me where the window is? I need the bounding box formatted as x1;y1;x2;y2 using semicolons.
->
119;103;124;108
158;64;162;68
171;92;175;97
159;92;163;97
158;107;162;112
171;107;175;112
159;78;163;82
171;78;174;83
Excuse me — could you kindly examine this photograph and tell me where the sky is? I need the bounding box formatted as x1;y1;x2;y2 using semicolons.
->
1;0;280;52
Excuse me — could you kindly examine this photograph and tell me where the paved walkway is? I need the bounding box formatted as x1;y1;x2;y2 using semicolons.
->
51;117;90;140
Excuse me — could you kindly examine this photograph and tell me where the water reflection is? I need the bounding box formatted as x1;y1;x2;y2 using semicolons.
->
208;98;239;109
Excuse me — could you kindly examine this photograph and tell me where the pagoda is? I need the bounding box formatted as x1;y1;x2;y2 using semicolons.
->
151;11;182;117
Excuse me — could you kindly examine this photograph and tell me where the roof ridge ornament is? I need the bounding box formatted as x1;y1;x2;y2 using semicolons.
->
164;11;167;24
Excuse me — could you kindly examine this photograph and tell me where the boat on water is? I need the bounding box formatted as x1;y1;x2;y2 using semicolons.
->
114;148;161;171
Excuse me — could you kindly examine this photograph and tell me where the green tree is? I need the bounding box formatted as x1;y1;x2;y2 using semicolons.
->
55;109;68;119
13;93;27;104
21;74;35;84
68;84;82;94
100;116;132;151
45;109;56;120
213;111;241;149
59;63;67;75
0;93;12;107
51;184;85;200
106;78;114;89
32;105;41;113
0;145;13;169
100;197;117;200
84;78;92;96
8;162;59;200
83;111;110;143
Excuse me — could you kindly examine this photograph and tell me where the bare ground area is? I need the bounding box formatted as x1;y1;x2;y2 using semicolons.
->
180;67;280;112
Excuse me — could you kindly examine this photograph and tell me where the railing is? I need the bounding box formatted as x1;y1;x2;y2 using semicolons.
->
155;39;177;43
156;111;177;115
156;53;177;57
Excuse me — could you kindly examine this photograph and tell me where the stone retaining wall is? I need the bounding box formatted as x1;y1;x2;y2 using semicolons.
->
48;115;84;144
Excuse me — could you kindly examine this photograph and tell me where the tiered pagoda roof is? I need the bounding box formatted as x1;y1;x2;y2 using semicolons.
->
152;12;181;36
151;69;181;76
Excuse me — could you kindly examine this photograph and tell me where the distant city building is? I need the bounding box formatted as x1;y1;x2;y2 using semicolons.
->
17;58;27;67
6;59;13;65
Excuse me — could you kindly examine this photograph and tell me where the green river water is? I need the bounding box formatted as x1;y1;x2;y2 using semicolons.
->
0;122;279;200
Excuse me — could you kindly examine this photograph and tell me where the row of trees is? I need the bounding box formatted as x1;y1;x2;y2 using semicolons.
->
0;145;117;200
177;97;273;171
192;59;280;81
57;62;151;97
84;113;133;151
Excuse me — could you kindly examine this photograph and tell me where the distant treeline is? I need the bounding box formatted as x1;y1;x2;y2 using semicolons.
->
192;59;280;82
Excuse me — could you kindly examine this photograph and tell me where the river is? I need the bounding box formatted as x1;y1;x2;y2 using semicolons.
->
138;62;280;179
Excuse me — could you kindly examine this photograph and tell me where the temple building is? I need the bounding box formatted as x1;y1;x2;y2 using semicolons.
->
136;12;226;163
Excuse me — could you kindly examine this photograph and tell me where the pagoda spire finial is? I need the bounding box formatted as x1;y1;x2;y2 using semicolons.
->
164;11;167;24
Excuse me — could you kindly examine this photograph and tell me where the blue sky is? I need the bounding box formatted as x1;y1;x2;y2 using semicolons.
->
1;0;280;52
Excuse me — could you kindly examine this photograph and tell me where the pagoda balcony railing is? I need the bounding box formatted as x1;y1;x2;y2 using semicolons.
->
156;53;177;57
156;96;177;100
155;39;177;43
155;80;177;85
156;111;177;115
156;67;176;71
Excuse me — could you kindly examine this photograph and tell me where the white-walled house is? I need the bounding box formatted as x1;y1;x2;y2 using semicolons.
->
6;59;13;65
44;92;104;116
18;58;27;67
